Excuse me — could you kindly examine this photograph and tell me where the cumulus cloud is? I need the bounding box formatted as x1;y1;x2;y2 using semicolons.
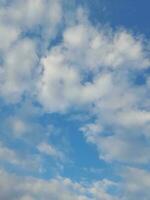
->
0;0;62;30
0;1;150;199
7;117;27;137
0;22;20;52
0;142;41;171
37;142;64;160
63;22;149;70
37;15;150;112
0;0;62;102
0;169;118;200
1;167;150;200
122;167;150;200
0;38;38;102
35;12;150;166
37;50;81;112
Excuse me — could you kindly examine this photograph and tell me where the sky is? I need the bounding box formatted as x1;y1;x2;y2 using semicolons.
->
0;0;150;199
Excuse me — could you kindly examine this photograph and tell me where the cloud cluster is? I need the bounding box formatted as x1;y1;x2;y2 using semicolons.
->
0;142;41;171
0;0;150;199
0;169;118;200
0;0;62;102
122;167;150;200
36;10;150;168
1;167;150;200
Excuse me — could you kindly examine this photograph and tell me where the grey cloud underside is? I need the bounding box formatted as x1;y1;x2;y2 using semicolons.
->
0;0;150;199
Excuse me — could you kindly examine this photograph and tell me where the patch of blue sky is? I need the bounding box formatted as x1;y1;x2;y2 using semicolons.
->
75;0;150;37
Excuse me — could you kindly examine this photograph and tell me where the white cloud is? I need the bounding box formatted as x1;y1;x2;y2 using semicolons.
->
0;142;19;165
0;142;41;171
33;10;150;166
116;110;150;126
37;15;150;112
7;117;27;137
122;167;150;200
0;0;62;29
37;50;81;112
99;134;150;163
64;24;89;47
0;22;20;52
0;2;150;197
0;38;37;102
0;169;118;200
63;23;150;70
0;0;149;112
37;142;64;160
1;167;150;200
0;0;63;103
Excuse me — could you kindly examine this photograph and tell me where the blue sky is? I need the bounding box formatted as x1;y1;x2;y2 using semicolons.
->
0;0;150;199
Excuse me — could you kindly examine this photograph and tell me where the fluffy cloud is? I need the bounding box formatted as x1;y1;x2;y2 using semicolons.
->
0;142;19;165
1;167;150;200
122;167;150;200
37;15;150;112
0;1;150;199
63;22;149;70
0;142;41;171
37;50;81;112
0;0;62;102
0;38;37;102
0;169;118;200
37;15;150;166
0;22;20;52
0;0;149;113
37;142;64;160
0;0;62;30
0;0;149;165
7;117;27;137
